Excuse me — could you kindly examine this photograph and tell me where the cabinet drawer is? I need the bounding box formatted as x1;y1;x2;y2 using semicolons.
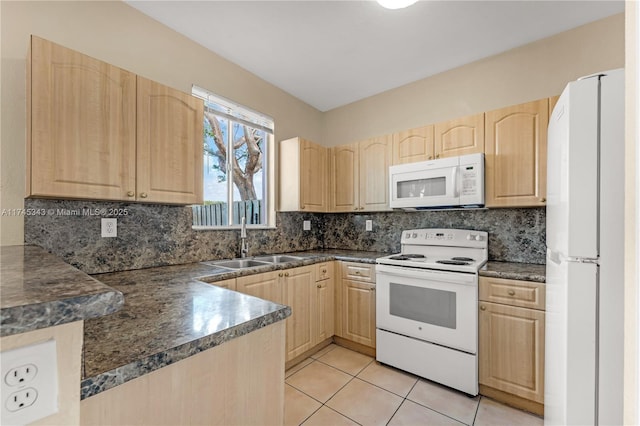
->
479;277;545;310
341;262;375;283
316;262;333;281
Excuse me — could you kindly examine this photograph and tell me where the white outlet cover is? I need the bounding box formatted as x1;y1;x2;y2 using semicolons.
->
303;220;311;231
101;218;117;238
1;340;58;426
366;220;373;231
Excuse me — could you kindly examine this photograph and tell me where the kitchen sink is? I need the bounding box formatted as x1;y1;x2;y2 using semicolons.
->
207;259;271;269
252;255;302;264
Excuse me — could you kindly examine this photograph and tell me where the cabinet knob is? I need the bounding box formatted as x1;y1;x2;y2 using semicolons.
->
322;269;327;273
435;154;440;159
508;290;516;296
428;155;433;160
140;192;148;199
354;271;361;275
278;273;283;277
354;207;358;211
126;191;135;197
284;272;289;277
317;284;322;289
301;205;306;209
540;198;546;203
480;305;486;311
370;287;375;292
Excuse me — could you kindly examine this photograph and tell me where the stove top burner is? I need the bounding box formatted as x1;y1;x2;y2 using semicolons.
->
436;260;470;265
452;257;474;262
389;255;410;260
389;254;426;261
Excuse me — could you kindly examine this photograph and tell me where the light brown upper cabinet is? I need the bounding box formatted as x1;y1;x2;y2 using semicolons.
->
391;125;435;164
434;113;485;158
28;36;136;201
485;99;548;208
137;77;203;204
549;95;560;117
278;137;328;212
330;135;392;212
27;36;203;204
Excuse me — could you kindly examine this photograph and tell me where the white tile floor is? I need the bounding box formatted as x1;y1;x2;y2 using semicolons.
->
285;344;543;426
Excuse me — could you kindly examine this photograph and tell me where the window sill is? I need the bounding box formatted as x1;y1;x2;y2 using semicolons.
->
192;225;277;231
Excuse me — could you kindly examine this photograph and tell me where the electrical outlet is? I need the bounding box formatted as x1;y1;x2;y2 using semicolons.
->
4;364;37;387
5;388;37;412
101;218;117;238
366;220;373;231
1;340;58;425
303;220;311;231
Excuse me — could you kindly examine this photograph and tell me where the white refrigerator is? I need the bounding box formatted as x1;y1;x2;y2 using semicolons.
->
545;68;624;425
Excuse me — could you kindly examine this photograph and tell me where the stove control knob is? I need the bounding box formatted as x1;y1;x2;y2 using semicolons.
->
412;233;418;238
475;235;483;241
467;234;475;241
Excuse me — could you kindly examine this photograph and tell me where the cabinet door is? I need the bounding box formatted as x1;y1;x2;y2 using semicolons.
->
359;135;392;211
549;95;560;117
137;76;204;204
479;301;545;403
284;267;316;361
330;144;359;212
485;99;548;207
434;113;485;158
208;278;236;291
300;139;328;212
392;125;435;164
28;36;136;200
315;277;334;344
236;271;283;304
342;279;376;348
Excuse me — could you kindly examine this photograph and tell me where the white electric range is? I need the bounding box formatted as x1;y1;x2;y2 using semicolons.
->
375;228;488;396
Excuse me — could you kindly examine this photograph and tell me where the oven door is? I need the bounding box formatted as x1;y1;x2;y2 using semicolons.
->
376;264;477;354
389;160;460;209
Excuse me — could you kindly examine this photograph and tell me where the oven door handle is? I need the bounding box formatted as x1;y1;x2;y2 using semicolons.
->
376;264;476;286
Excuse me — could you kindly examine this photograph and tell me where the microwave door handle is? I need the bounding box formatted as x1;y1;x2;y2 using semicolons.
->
452;167;460;198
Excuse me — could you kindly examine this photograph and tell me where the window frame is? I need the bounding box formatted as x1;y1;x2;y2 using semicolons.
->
191;86;276;230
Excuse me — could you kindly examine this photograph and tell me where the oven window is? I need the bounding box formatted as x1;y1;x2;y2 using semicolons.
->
389;283;456;329
397;177;446;199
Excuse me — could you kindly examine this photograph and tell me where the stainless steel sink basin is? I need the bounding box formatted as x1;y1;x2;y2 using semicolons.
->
252;255;302;264
208;259;271;269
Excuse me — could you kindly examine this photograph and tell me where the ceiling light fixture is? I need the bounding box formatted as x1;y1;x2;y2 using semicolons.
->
376;0;418;10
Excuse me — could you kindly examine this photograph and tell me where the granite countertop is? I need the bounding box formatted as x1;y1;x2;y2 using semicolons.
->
0;245;124;337
80;249;384;399
480;261;546;283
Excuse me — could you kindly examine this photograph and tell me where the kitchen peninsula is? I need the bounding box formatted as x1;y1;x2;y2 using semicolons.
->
0;245;291;425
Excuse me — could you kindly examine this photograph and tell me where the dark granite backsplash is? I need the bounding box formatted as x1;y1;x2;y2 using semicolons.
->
24;199;545;274
24;199;324;274
323;208;546;264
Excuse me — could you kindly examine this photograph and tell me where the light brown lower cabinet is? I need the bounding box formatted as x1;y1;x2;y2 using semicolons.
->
315;262;335;343
478;276;545;415
236;264;336;362
335;262;376;349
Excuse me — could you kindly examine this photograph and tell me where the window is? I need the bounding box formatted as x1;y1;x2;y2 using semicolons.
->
191;86;275;228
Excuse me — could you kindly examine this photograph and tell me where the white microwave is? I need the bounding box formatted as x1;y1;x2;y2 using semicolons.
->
389;153;484;210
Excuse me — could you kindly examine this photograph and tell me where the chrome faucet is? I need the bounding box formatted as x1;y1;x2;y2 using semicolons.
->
240;216;249;258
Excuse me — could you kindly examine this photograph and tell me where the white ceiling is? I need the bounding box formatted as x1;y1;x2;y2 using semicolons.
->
126;0;624;112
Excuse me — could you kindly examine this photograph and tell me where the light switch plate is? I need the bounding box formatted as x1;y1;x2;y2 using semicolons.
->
101;218;117;238
303;220;311;231
366;220;373;231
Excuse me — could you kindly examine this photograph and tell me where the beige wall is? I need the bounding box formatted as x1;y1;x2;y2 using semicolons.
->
0;0;323;245
322;13;625;146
